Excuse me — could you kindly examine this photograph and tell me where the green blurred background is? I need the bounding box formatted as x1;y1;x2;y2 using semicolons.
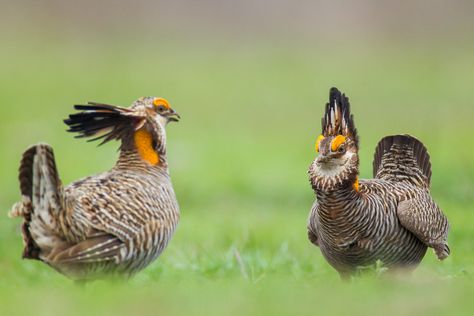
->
1;1;473;315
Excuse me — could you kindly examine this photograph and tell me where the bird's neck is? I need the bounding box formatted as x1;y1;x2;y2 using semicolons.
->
315;181;360;204
309;153;359;193
115;129;168;171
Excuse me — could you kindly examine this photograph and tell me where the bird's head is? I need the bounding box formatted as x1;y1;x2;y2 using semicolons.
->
64;96;180;167
308;88;359;192
131;96;180;126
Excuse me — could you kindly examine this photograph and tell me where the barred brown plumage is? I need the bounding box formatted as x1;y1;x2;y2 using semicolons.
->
307;88;450;279
9;96;181;281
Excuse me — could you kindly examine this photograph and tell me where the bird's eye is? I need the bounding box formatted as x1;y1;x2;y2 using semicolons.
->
337;145;345;153
156;105;166;113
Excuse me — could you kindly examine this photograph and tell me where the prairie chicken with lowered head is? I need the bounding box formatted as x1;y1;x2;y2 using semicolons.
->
307;88;450;278
9;97;181;281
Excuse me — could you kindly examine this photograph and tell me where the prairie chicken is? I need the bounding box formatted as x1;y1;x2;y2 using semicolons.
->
307;88;450;278
9;97;181;281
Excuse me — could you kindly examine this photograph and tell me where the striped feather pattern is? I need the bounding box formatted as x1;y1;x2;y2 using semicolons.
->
373;135;432;188
309;180;430;276
10;97;180;281
308;88;450;278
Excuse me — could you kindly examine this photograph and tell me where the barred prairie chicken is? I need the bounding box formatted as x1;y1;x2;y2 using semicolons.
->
307;88;450;278
9;97;181;281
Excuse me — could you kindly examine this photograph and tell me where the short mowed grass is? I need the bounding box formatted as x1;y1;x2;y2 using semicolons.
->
0;35;473;316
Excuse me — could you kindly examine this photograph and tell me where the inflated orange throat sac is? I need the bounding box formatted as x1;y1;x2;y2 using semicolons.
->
134;129;159;165
352;177;359;192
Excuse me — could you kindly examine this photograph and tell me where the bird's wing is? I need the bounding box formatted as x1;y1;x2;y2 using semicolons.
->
397;198;450;260
49;230;123;264
43;229;125;280
373;134;431;188
307;201;319;247
64;102;147;145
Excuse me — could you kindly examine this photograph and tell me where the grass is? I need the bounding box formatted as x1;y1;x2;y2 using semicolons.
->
0;33;473;315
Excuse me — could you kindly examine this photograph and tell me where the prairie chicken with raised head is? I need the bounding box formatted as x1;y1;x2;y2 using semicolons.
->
307;88;450;278
9;97;181;281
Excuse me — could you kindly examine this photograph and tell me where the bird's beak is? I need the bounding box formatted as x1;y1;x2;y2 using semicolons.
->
167;109;181;122
316;155;330;164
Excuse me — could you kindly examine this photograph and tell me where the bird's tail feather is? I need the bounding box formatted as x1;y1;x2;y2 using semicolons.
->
9;144;64;259
373;135;431;188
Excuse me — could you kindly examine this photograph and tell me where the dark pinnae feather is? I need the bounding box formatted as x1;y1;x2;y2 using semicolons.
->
64;102;142;145
321;87;358;147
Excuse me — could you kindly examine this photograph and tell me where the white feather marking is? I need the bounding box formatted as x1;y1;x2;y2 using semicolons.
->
330;106;335;127
314;152;354;178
